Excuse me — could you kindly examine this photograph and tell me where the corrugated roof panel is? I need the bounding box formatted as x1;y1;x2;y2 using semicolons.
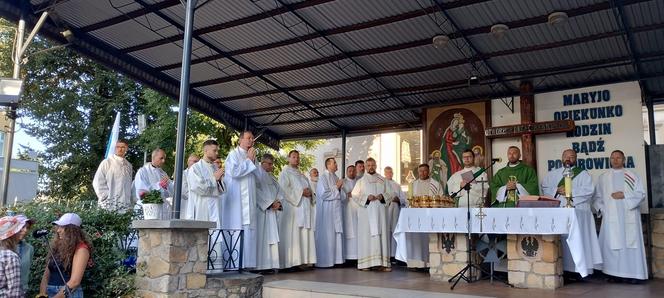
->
353;45;467;74
401;94;431;106
269;120;338;136
641;60;664;77
159;0;272;30
529;65;634;90
447;0;606;30
51;0;144;28
379;65;470;89
88;13;181;49
266;62;366;87
318;97;405;115
623;0;664;27
201;17;303;52
297;0;426;30
467;9;621;55
163;61;247;84
633;29;664;55
236;39;329;70
644;78;664;97
489;36;629;74
252;109;321;124
335;111;415;128
327;15;443;52
192;80;268;100
128;42;189;67
292;79;384;102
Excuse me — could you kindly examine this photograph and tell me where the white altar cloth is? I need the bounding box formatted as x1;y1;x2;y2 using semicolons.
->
393;208;595;277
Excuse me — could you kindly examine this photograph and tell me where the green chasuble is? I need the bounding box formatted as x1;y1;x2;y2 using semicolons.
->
490;162;539;207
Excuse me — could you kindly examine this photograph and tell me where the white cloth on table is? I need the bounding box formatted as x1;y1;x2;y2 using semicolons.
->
394;208;595;277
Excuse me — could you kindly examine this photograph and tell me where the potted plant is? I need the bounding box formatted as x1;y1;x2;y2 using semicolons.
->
141;190;164;220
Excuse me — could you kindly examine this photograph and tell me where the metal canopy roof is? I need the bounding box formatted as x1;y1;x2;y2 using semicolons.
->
2;0;664;147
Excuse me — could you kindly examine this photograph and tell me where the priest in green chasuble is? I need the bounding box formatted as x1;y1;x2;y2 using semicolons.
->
490;146;539;207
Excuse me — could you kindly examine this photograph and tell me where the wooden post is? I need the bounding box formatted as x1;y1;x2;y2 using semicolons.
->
520;81;536;167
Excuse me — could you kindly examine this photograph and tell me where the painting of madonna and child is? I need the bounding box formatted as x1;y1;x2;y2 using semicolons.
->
426;102;491;195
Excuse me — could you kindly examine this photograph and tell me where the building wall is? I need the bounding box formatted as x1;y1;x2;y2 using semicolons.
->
0;157;39;203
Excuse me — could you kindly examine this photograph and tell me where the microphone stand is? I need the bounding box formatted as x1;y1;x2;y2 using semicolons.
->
447;159;510;290
38;234;73;297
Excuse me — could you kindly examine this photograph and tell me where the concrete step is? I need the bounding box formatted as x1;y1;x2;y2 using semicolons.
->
263;280;493;298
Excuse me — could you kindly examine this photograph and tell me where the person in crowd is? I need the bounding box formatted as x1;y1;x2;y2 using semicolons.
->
38;213;91;298
16;214;35;296
0;215;27;297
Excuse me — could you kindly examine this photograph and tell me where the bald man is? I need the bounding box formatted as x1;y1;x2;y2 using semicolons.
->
134;148;174;219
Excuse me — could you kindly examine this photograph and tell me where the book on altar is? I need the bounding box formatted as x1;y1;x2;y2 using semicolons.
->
516;195;560;208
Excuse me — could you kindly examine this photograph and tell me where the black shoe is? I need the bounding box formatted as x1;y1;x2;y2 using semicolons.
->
624;278;645;285
607;276;623;283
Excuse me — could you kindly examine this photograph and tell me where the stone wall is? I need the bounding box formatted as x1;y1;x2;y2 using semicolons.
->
507;234;563;289
133;220;263;298
429;233;480;282
652;210;664;279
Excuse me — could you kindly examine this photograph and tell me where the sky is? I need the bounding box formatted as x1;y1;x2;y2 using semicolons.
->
8;117;45;158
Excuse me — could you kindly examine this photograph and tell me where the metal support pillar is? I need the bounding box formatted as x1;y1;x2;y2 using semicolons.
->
0;4;25;207
172;0;198;219
341;130;347;178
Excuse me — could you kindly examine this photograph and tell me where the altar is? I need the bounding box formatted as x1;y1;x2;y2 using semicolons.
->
393;207;593;289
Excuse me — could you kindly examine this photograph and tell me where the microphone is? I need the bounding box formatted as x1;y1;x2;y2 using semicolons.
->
491;157;502;163
32;229;50;238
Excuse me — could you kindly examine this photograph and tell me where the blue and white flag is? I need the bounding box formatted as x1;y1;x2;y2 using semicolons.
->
104;111;121;159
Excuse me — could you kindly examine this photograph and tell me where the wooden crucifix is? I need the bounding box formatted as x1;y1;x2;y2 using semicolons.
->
484;81;575;167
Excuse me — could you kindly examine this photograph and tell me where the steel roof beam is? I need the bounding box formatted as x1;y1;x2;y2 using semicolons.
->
80;0;181;32
429;0;513;93
189;0;652;88
131;0;345;131
245;52;664;117
266;70;664;126
262;0;417;120
611;0;648;95
0;0;283;148
154;0;490;70
122;0;335;52
217;22;664;103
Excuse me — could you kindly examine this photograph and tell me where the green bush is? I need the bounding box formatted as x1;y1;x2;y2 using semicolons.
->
4;197;136;297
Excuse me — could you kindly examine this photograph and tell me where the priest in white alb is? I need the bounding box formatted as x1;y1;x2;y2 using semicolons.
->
187;140;225;223
222;131;259;269
309;168;319;199
315;157;345;268
93;139;134;212
447;149;487;208
341;165;358;261
541;149;601;277
384;166;405;258
408;163;444;268
134;148;173;219
351;157;391;271
182;154;200;219
255;153;282;271
278;150;316;269
593;150;647;283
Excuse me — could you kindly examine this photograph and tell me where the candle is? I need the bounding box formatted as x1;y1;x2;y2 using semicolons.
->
564;176;572;198
13;197;17;207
